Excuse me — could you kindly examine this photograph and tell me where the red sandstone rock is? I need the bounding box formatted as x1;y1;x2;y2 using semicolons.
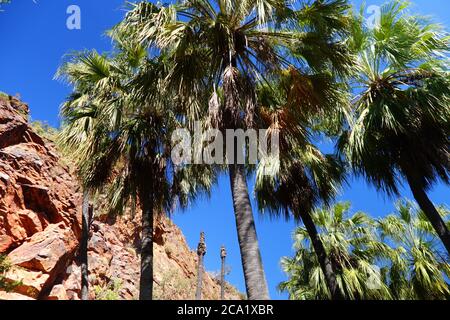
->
5;268;49;298
0;234;13;252
8;223;77;273
0;96;82;299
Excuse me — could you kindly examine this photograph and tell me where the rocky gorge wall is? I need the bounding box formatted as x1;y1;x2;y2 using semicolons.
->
0;95;241;300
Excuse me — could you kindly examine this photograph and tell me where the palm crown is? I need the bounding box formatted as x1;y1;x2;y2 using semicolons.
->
339;0;450;253
120;0;353;127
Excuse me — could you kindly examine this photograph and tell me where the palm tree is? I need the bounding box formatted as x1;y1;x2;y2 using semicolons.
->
57;36;212;300
378;200;450;299
220;246;227;300
58;47;163;300
254;70;349;299
340;1;450;253
195;232;207;300
120;0;353;299
56;52;108;300
279;203;392;300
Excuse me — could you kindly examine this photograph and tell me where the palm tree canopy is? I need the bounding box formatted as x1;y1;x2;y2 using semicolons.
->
254;69;349;220
118;0;354;128
121;1;354;220
339;0;450;195
56;32;213;217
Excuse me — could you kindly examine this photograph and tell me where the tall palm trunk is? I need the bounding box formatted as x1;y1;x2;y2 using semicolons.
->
297;209;344;300
139;189;154;300
80;190;90;300
195;254;204;300
195;232;206;300
223;58;269;300
229;164;270;300
220;246;227;300
406;175;450;254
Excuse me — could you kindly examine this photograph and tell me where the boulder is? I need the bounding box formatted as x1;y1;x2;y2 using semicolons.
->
47;284;69;300
8;223;77;275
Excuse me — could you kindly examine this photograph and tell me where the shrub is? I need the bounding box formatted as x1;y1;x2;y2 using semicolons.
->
0;255;21;292
30;120;59;141
154;268;195;300
93;278;123;300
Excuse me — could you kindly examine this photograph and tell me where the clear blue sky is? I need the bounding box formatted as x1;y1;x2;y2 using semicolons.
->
0;0;448;300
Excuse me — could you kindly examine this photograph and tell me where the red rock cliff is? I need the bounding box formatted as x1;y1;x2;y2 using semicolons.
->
0;96;241;300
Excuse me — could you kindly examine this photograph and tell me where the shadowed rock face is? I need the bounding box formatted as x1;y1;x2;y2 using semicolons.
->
0;96;242;300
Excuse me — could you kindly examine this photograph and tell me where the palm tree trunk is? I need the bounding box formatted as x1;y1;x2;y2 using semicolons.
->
80;190;90;300
220;246;226;300
229;163;270;300
407;175;450;254
223;58;269;300
195;254;204;300
139;190;154;300
297;209;344;300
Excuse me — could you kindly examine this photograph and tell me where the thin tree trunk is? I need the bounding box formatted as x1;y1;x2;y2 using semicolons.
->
229;164;270;300
195;254;204;300
139;190;154;300
297;209;344;300
220;246;226;300
80;190;90;300
196;232;206;300
407;175;450;254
